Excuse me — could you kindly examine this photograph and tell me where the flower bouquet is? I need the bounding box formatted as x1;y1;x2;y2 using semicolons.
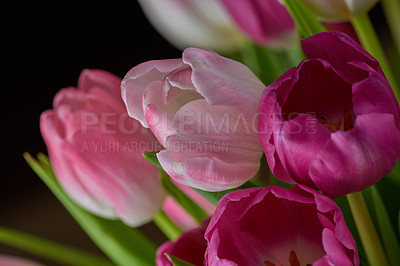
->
2;0;400;265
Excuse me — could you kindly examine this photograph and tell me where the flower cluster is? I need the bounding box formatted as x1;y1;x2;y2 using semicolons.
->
11;0;400;266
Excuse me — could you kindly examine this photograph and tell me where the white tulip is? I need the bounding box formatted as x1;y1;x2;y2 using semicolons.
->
137;0;242;52
302;0;380;21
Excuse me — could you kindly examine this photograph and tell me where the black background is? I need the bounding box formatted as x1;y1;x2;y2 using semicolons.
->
0;2;390;265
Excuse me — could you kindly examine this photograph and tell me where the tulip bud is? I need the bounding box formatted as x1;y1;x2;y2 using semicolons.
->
220;0;298;49
40;69;165;227
122;48;265;192
301;0;379;21
137;0;242;52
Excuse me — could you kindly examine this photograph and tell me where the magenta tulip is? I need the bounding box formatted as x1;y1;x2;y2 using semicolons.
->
219;0;297;48
156;219;209;266
122;48;265;191
258;32;400;198
205;185;359;265
40;69;165;226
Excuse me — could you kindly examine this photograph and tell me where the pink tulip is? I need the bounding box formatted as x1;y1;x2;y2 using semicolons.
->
40;69;165;227
156;219;209;266
205;185;359;265
258;32;400;198
219;0;297;48
0;255;44;266
163;181;215;230
122;48;265;191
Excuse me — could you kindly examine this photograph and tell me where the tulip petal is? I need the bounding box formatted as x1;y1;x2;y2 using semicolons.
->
273;114;331;188
143;81;181;146
205;187;346;265
280;59;353;121
65;130;165;226
220;0;296;47
78;69;123;100
171;99;261;160
343;0;379;15
301;32;380;83
158;149;260;191
121;59;184;127
321;229;353;266
182;48;265;117
301;0;351;20
137;0;241;52
310;113;400;198
40;111;116;218
258;71;298;184
156;219;210;266
351;63;400;126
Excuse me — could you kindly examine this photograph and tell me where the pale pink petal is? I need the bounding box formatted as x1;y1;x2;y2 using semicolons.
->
65;130;165;227
158;150;260;191
78;69;122;100
121;59;184;127
40;111;116;218
137;0;241;52
182;48;265;118
41;69;164;226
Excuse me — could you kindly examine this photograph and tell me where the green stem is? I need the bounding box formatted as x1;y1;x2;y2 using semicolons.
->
0;226;114;266
346;192;389;266
25;153;157;266
283;0;325;38
153;210;182;240
351;13;400;100
160;171;208;225
382;0;400;54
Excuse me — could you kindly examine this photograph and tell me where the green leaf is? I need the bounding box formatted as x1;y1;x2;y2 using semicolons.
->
370;186;400;266
387;159;400;188
24;153;156;266
160;171;208;224
193;181;256;206
398;211;400;238
0;226;114;266
283;0;325;38
334;196;367;264
142;152;162;169
153;210;182;240
165;254;195;266
240;40;282;85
